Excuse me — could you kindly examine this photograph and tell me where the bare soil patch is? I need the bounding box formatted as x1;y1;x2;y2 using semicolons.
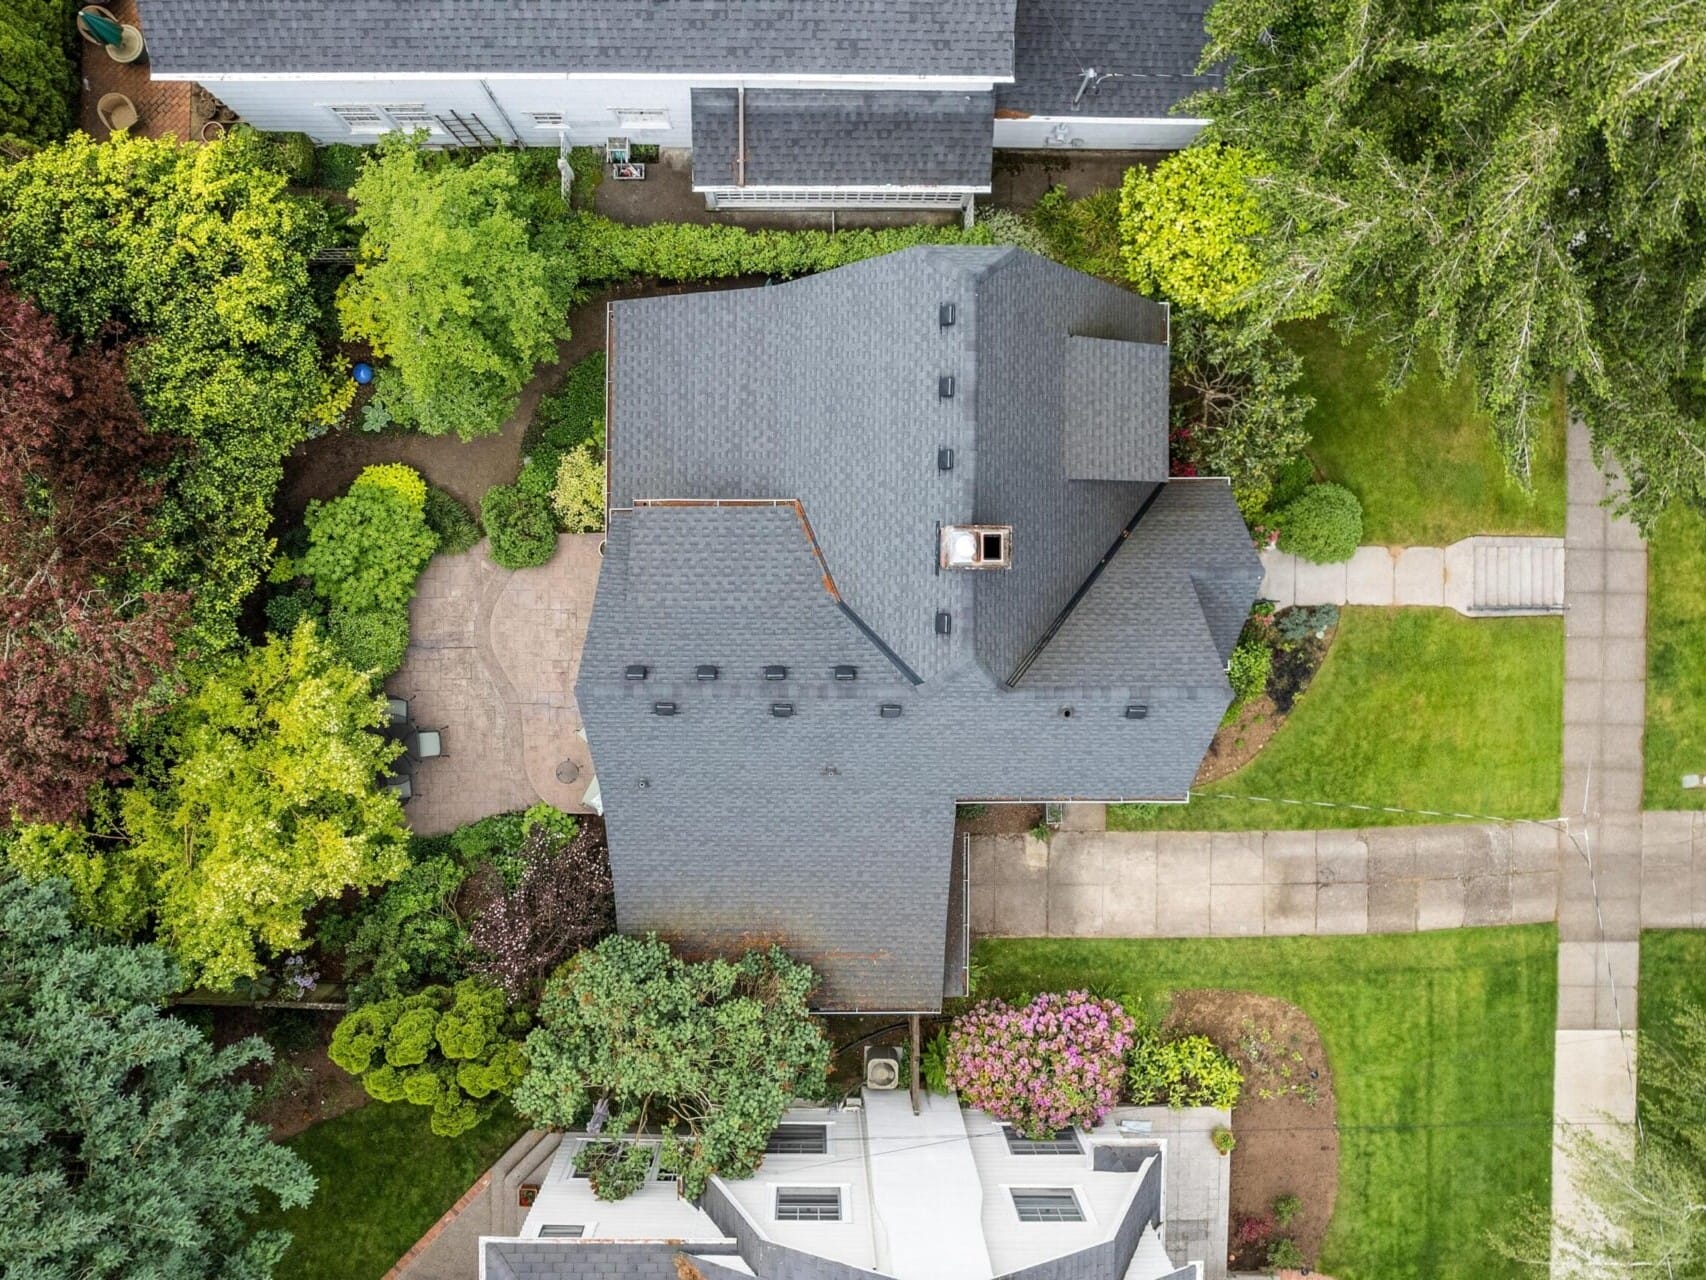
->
1166;990;1337;1273
954;803;1046;836
202;1006;369;1141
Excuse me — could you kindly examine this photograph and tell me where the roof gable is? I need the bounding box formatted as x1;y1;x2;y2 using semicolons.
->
1062;335;1169;483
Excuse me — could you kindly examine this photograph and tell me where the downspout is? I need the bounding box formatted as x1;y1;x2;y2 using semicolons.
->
735;86;746;188
478;79;523;145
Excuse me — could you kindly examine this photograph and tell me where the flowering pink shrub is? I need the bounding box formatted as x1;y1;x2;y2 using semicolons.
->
945;991;1137;1137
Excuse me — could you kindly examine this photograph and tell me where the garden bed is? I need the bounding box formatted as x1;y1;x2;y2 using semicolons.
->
1195;608;1336;785
198;1006;370;1140
1166;990;1337;1271
955;802;1046;835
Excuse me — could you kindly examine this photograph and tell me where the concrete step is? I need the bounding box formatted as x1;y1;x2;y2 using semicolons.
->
1465;536;1565;615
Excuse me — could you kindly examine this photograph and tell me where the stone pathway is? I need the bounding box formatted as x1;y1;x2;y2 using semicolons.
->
1259;536;1565;616
388;535;602;835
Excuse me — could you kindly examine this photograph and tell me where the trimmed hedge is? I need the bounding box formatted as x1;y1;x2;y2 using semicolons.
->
1278;483;1364;564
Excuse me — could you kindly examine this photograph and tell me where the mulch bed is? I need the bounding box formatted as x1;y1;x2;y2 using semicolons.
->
1193;613;1337;786
203;1006;370;1141
954;803;1046;835
1165;990;1338;1273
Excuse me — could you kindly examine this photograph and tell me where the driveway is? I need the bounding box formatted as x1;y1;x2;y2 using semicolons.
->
388;534;602;835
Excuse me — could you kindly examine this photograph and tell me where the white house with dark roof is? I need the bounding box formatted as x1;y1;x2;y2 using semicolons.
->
134;0;1218;215
479;1089;1227;1280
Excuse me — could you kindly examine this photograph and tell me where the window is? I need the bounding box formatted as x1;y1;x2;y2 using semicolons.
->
613;108;670;130
382;103;437;130
765;1124;829;1155
529;111;565;128
326;103;439;134
538;1224;585;1238
1004;1127;1082;1157
1012;1189;1084;1223
327;104;387;132
776;1188;842;1222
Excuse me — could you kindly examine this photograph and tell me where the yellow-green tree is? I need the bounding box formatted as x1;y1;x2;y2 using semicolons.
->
1119;145;1268;318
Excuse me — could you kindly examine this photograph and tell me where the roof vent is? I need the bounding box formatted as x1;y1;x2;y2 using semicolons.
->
1124;704;1149;720
652;701;678;716
833;665;857;682
764;664;788;681
937;447;954;472
624;664;648;681
879;703;903;718
940;524;1012;571
935;610;952;636
939;301;956;328
770;702;795;718
696;664;719;681
938;374;955;399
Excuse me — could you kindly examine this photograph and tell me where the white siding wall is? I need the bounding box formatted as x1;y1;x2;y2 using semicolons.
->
993;116;1206;151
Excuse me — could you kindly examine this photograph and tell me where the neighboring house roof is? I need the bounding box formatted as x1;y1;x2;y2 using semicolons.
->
999;0;1221;118
139;0;1017;77
580;248;1260;1012
690;90;995;190
482;1241;750;1280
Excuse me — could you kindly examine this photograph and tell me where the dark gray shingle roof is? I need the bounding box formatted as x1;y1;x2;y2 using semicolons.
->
140;0;1017;77
483;1241;746;1280
998;0;1220;118
690;89;994;190
584;248;1258;1012
1063;336;1170;482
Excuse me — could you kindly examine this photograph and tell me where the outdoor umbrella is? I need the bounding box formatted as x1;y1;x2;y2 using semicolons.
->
80;8;124;44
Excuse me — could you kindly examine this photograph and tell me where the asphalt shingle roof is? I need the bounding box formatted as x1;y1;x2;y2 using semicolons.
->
1063;336;1170;482
689;89;995;190
140;0;1017;77
999;0;1221;118
584;247;1258;1012
483;1241;748;1280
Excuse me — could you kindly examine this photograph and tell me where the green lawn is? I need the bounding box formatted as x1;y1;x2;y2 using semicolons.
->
1286;320;1567;544
252;1101;528;1280
1639;931;1706;1047
977;929;1558;1280
1645;503;1706;809
1110;609;1562;831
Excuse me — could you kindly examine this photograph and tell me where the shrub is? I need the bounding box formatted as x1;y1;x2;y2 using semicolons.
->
0;0;77;150
922;1028;951;1094
352;461;428;511
1119;145;1269;317
526;353;607;458
946;992;1136;1138
263;131;316;185
1212;1125;1237;1154
329;977;529;1137
264;582;324;637
302;470;438;613
482;483;558;569
328;603;412;677
1268;1237;1306;1270
331;851;479;1005
514;935;830;1199
1278;482;1363;564
1236;1213;1276;1246
1273;1193;1302;1228
469;819;615;1004
1275;604;1339;646
573;1140;654;1202
1031;185;1124;280
1227;638;1274;709
423;485;482;555
974;206;1054;257
551;444;605;533
1126;1032;1245;1109
314;143;370;192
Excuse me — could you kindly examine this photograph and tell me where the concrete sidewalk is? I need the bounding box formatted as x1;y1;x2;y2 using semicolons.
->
1259;536;1564;616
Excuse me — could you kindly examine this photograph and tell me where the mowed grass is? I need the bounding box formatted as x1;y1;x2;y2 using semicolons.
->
252;1101;528;1280
1645;503;1706;809
976;929;1558;1280
1639;930;1706;1048
1109;609;1562;831
1286;320;1567;544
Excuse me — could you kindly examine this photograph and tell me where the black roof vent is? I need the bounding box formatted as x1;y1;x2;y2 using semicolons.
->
879;703;903;719
939;301;956;328
935;610;952;636
652;701;678;716
833;665;857;682
1125;704;1149;720
624;664;648;681
937;447;954;472
764;664;788;681
938;374;955;399
696;664;719;681
770;702;795;718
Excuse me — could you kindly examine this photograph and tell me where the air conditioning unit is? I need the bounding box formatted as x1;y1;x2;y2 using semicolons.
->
864;1047;902;1091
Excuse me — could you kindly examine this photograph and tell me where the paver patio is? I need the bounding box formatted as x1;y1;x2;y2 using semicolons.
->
388;535;602;835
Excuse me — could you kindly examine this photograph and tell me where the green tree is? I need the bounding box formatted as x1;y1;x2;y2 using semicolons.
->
0;130;349;652
302;464;438;614
339;135;570;439
15;624;410;988
329;978;529;1137
514;935;830;1198
1119;145;1269;316
0;1;76;151
1194;0;1706;526
0;877;314;1279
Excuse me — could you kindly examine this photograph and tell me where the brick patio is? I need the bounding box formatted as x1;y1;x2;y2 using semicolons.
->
389;535;602;835
77;0;235;142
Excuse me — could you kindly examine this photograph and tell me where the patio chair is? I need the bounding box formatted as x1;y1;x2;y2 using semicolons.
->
96;93;139;132
382;773;413;803
404;727;445;762
386;695;409;726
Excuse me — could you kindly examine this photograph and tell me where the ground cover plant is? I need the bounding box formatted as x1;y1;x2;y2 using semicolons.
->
1287;322;1567;544
247;1100;527;1280
1644;504;1706;809
1111;609;1561;830
977;927;1557;1280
